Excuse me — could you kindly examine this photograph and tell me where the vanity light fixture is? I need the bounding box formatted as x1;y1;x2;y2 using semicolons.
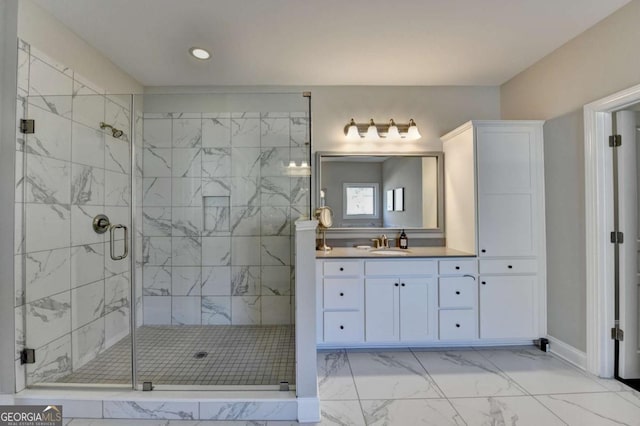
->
345;118;360;140
365;119;380;140
386;119;401;139
189;47;211;60
343;118;421;140
406;118;421;140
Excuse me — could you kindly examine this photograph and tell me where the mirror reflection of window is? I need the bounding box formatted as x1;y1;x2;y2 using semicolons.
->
343;183;379;218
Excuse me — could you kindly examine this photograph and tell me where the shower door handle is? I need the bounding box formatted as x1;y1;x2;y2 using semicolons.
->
110;224;129;260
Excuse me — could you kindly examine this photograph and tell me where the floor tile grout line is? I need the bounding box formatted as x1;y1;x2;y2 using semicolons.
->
408;347;448;399
343;348;368;425
471;346;537;398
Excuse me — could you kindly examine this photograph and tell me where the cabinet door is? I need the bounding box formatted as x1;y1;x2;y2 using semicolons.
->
365;279;399;342
477;127;536;257
399;278;436;341
479;275;536;339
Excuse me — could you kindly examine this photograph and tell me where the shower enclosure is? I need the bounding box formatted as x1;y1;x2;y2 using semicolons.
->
14;51;310;391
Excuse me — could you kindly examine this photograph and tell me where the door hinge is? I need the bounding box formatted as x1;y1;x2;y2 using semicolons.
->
20;119;35;134
611;326;624;341
279;381;290;391
609;134;621;147
20;348;35;364
610;231;624;244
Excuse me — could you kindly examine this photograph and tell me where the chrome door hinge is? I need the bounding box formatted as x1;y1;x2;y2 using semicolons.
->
609;134;621;147
612;326;624;341
20;348;35;364
610;231;624;244
20;119;35;134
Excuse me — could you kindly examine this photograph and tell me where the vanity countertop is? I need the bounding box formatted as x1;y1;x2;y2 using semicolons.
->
315;247;475;259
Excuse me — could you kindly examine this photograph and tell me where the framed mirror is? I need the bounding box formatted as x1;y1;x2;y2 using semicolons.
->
315;152;444;232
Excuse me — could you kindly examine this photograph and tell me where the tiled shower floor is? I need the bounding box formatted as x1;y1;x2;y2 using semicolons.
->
55;325;295;386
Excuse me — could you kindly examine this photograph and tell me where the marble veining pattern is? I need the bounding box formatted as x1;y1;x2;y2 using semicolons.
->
16;40;135;389
348;351;443;399
414;350;527;397
141;111;307;325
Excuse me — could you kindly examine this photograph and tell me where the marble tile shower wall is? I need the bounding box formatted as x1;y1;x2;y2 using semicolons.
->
13;39;139;389
142;111;310;326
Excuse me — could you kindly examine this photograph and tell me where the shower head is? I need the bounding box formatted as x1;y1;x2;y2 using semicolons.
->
99;122;124;139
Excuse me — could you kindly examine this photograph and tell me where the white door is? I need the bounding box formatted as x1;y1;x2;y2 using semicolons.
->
616;110;640;379
365;279;399;342
399;278;434;341
479;275;536;339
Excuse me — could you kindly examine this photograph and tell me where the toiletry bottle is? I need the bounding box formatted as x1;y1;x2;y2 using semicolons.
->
399;229;408;249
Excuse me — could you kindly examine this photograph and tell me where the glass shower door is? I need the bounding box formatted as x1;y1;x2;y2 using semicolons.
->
18;92;135;387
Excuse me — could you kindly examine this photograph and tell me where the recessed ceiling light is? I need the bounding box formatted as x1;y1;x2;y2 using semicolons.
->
189;47;211;60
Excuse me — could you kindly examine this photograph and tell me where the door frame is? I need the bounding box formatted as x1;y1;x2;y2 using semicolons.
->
584;82;640;377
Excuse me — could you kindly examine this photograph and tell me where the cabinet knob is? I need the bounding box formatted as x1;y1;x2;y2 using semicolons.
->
481;281;486;285
455;266;460;270
340;325;344;330
339;267;344;271
394;283;399;287
508;265;513;269
339;292;344;296
455;291;461;295
481;249;486;253
401;283;405;287
456;323;461;328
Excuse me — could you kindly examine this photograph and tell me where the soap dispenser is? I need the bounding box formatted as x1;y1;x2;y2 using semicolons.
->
399;229;408;249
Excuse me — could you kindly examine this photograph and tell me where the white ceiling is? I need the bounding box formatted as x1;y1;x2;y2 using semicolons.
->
34;0;630;87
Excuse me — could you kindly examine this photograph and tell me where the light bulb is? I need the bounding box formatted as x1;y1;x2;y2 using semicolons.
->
365;119;380;140
300;161;309;168
345;118;360;140
387;119;401;139
288;161;297;168
406;119;421;140
189;47;211;60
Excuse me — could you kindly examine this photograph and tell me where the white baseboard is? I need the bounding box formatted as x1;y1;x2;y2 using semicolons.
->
297;396;320;423
547;335;587;370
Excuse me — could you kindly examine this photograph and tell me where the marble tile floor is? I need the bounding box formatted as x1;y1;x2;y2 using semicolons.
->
55;325;295;386
59;346;640;425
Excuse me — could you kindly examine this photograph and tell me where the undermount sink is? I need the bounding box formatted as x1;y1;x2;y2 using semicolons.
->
369;248;411;256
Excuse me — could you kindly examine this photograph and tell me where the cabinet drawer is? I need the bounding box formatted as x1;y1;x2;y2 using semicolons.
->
324;278;363;310
365;260;436;276
439;277;476;308
324;311;364;342
439;259;477;275
439;310;477;340
323;260;363;276
479;259;537;274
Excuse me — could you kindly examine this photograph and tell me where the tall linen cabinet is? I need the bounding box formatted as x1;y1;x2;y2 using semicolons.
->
442;120;547;340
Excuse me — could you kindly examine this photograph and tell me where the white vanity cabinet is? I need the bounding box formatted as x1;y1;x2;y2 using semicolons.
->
317;260;365;344
364;259;438;343
438;259;478;340
316;258;439;345
443;120;546;341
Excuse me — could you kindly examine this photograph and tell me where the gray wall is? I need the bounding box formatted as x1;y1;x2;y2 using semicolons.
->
543;111;586;351
0;0;18;394
501;0;640;352
382;157;422;228
323;162;382;227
